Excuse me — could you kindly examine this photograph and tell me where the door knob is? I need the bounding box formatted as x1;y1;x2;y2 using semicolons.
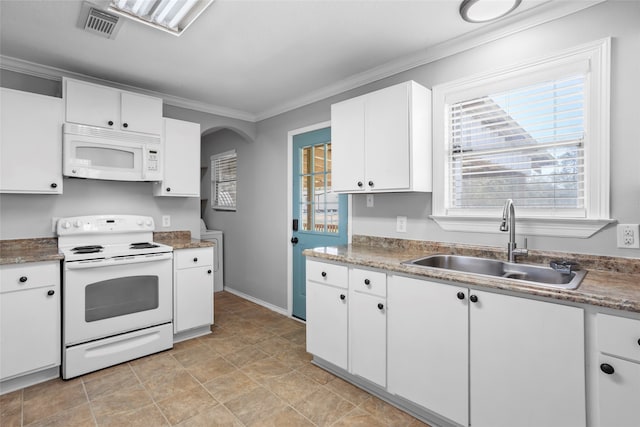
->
290;237;299;244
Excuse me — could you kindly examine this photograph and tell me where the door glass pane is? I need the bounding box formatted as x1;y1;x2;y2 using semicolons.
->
301;203;312;231
302;146;312;174
85;276;159;322
313;144;325;173
326;203;339;233
301;175;312;203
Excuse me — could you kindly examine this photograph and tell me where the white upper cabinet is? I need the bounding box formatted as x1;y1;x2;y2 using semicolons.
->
331;81;431;193
1;88;64;194
64;78;162;135
154;118;200;197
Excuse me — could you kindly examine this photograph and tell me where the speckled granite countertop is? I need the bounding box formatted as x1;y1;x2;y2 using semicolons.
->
303;236;640;314
0;238;63;265
0;231;213;265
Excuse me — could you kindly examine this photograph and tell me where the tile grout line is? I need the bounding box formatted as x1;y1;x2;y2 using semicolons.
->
129;360;173;427
79;378;99;426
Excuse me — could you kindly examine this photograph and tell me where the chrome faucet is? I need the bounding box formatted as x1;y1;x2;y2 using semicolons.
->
500;199;528;263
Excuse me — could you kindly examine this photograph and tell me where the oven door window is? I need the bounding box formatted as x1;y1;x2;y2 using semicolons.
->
85;275;159;322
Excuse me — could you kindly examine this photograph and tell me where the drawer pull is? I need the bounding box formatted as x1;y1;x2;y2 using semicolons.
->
339;294;346;301
193;257;198;262
600;363;615;375
364;279;371;285
321;271;327;277
19;276;28;283
208;270;212;274
47;290;55;296
457;291;465;300
377;303;384;310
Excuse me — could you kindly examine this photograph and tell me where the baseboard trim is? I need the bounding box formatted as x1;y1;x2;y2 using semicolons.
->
223;287;289;317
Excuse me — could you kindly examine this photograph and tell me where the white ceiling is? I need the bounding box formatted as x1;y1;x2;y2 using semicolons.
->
0;0;601;121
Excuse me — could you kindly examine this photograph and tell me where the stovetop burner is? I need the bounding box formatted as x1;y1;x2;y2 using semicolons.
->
71;245;104;254
130;242;160;249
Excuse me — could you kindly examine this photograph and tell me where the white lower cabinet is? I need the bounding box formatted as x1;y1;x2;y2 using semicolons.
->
0;261;61;380
596;313;640;427
306;265;348;370
173;248;214;334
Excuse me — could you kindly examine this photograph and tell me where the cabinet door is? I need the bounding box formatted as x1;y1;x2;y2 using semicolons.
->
65;79;120;129
469;290;586;427
154;118;200;197
1;88;63;194
120;92;162;135
174;266;213;333
387;276;469;426
306;281;348;369
0;285;60;379
331;97;366;192
597;355;640;427
349;291;386;387
365;82;410;191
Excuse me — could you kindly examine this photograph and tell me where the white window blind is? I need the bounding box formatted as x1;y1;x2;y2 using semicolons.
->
211;150;237;211
447;74;586;217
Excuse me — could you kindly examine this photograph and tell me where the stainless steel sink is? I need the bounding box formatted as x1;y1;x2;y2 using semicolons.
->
402;254;586;290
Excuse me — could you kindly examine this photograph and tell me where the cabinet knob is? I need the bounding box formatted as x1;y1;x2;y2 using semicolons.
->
166;187;171;192
368;181;374;187
469;294;478;303
208;269;212;274
457;291;465;300
339;294;346;301
377;303;384;310
47;290;55;296
108;120;114;126
357;181;363;188
321;271;327;277
123;123;129;128
193;257;198;262
364;279;370;285
50;183;58;188
19;276;27;283
600;363;615;375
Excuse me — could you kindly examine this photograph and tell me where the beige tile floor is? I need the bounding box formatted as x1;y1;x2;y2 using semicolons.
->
0;291;430;427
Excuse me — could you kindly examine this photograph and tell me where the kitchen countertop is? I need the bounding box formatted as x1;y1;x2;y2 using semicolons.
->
0;231;213;265
303;236;640;314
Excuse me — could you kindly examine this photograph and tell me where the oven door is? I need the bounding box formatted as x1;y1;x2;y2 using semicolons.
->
63;253;173;346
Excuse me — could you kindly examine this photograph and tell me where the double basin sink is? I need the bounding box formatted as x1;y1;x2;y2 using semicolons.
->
402;254;586;290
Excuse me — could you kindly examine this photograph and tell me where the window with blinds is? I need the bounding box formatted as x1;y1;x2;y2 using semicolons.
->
447;75;586;216
211;150;237;211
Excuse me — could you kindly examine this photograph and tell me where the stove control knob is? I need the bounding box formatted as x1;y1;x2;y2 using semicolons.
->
145;220;153;227
73;220;82;228
137;220;144;226
61;221;71;229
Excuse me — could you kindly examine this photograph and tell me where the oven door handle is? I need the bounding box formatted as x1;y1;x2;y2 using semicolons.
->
65;252;173;270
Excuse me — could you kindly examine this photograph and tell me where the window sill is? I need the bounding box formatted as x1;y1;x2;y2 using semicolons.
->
429;215;615;238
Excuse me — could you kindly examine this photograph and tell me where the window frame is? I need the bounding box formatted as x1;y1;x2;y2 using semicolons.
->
431;38;612;238
211;149;237;211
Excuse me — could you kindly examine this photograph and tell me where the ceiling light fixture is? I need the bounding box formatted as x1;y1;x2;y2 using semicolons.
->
459;0;522;23
109;0;214;36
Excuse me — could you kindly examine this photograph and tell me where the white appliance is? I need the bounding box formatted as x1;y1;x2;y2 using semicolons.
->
63;123;162;181
57;215;173;379
200;219;223;292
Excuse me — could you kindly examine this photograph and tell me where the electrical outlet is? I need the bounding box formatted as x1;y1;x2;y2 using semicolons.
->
617;224;639;248
366;194;374;208
396;216;407;233
51;217;59;233
162;215;171;227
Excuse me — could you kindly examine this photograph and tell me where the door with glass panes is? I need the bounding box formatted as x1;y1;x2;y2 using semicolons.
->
292;127;347;320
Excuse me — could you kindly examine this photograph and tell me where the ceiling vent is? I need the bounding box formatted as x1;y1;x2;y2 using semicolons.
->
78;2;122;39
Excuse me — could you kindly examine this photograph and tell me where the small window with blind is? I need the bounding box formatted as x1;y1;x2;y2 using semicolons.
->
211;150;237;211
432;39;612;237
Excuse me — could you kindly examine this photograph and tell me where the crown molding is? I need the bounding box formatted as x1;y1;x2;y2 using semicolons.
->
1;0;604;123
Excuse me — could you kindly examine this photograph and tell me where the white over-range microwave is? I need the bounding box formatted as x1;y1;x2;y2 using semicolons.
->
63;123;162;181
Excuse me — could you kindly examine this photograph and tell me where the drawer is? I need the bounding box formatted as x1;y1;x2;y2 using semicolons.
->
0;261;59;293
306;259;348;289
350;267;386;297
597;313;640;363
175;248;213;269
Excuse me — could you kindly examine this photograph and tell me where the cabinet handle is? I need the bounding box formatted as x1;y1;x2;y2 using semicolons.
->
19;276;27;283
469;294;478;303
600;363;615;375
47;290;55;296
123;123;129;128
377;303;384;310
108;120;114;126
457;291;465;300
339;294;346;301
364;279;370;285
357;181;363;188
638;338;640;347
208;269;212;274
193;257;198;262
321;271;327;277
50;183;58;188
166;187;171;192
368;180;374;187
